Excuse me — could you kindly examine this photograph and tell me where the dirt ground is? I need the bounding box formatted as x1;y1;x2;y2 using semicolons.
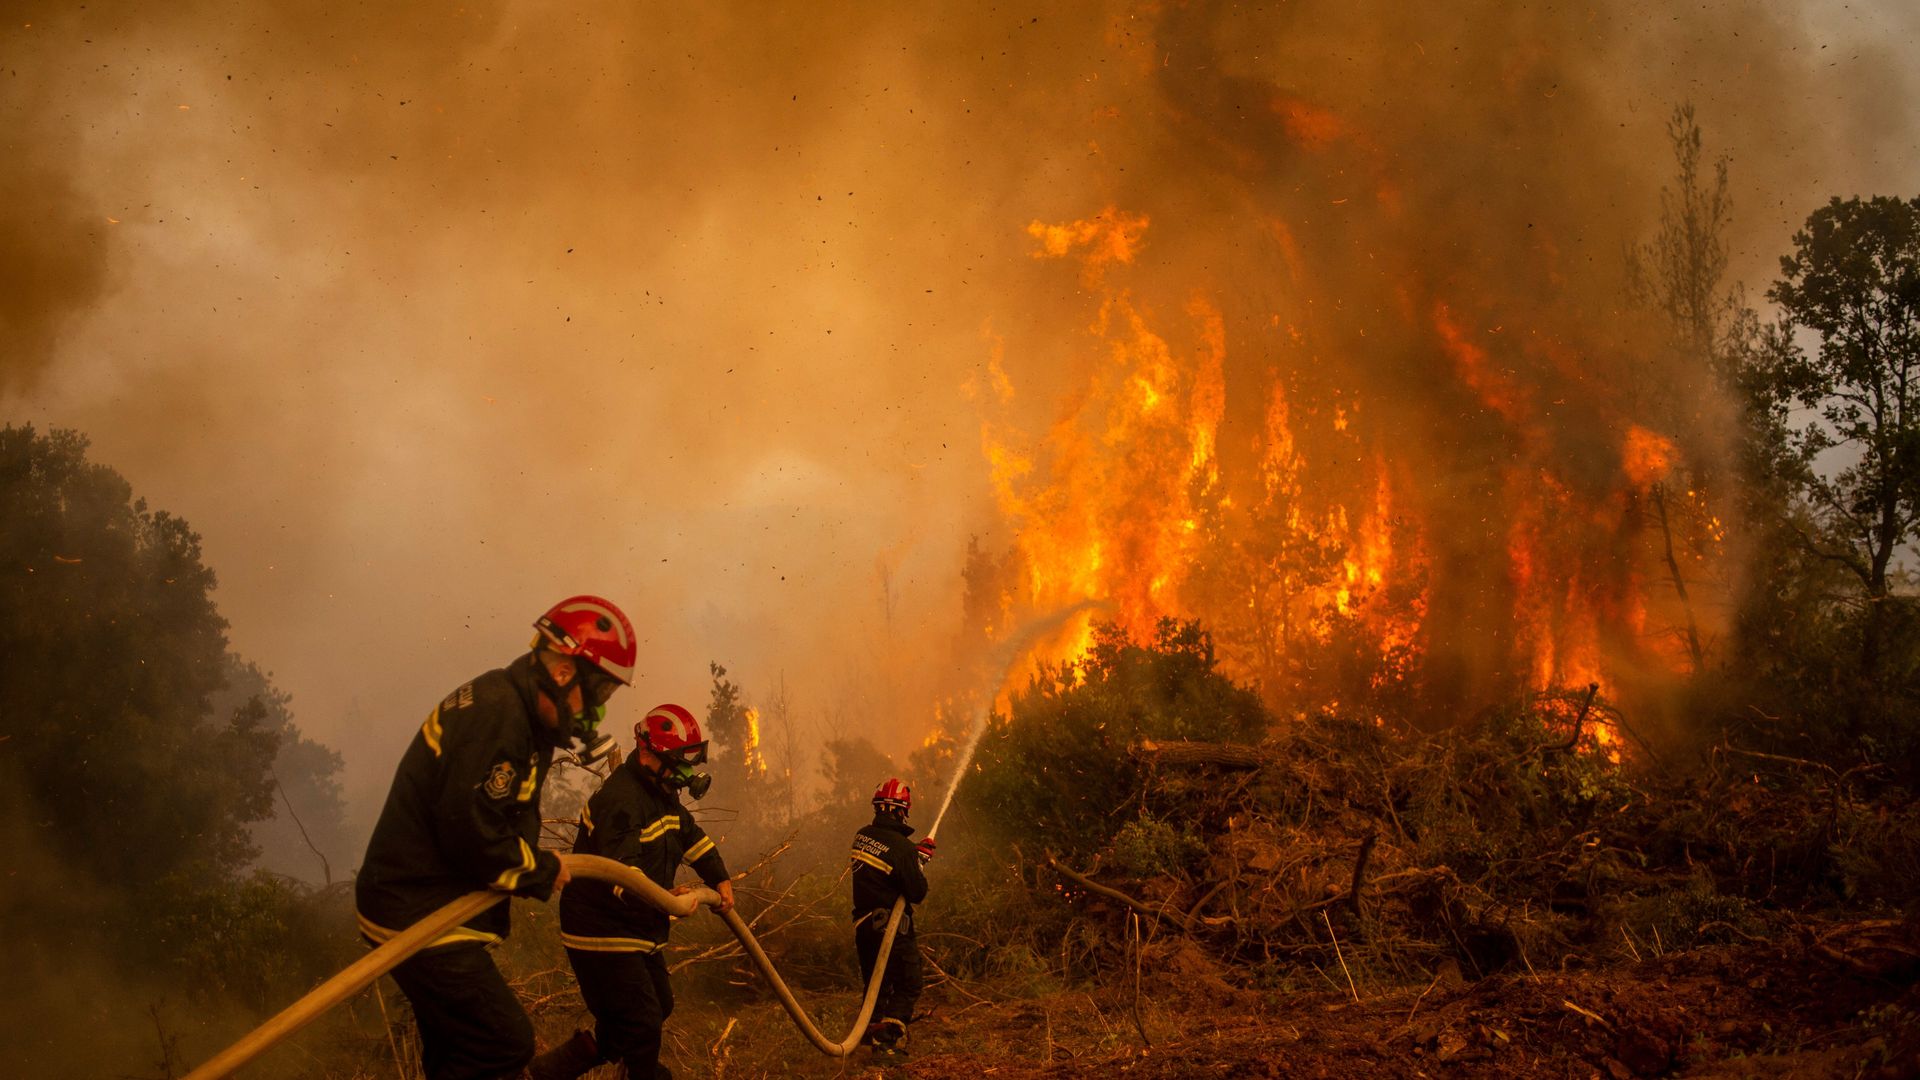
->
616;928;1918;1080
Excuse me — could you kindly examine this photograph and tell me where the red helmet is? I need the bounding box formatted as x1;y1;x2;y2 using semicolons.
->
873;778;911;815
637;703;708;764
533;595;636;685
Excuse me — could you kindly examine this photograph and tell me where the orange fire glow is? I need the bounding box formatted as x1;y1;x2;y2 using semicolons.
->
975;192;1715;725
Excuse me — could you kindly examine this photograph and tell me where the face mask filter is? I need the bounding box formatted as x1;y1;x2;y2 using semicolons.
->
666;759;713;800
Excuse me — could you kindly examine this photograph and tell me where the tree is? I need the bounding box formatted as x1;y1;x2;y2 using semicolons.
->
1628;103;1739;384
1625;103;1745;673
967;618;1269;860
0;424;358;1024
1762;196;1920;677
220;658;349;885
0;425;280;895
704;661;790;851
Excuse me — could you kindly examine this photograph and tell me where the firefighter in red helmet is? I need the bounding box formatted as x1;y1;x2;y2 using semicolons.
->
849;777;934;1057
355;595;636;1080
530;704;736;1080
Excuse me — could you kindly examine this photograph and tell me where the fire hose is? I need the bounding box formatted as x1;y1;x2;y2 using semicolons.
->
180;852;912;1079
180;606;1079;1078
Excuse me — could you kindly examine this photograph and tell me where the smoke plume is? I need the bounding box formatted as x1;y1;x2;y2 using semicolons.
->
1;2;1913;816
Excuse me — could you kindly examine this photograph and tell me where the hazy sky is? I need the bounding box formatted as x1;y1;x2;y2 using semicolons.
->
5;1;1914;829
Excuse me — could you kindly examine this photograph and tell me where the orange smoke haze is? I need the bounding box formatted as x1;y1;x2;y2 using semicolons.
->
3;2;1916;823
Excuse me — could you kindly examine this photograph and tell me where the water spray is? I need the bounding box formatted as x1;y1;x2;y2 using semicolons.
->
923;599;1106;841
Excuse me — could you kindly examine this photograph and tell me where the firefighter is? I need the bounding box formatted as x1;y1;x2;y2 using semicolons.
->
354;595;635;1080
529;703;736;1080
850;777;935;1057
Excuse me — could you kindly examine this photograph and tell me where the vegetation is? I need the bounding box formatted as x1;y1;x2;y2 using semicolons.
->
5;109;1917;1079
0;424;351;1076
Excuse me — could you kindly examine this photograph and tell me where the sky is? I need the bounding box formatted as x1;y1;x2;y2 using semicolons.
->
4;0;1915;840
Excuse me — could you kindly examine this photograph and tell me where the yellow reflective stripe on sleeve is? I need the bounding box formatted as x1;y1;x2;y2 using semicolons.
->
636;815;680;843
683;836;715;863
560;932;662;953
493;837;537;891
515;755;540;802
851;849;891;873
421;706;443;757
357;911;499;950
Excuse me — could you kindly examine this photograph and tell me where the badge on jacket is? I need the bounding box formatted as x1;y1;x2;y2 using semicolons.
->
484;760;517;799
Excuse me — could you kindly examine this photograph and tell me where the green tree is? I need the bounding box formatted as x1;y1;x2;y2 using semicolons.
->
0;425;280;895
967;618;1268;860
0;423;360;1033
220;657;349;885
1762;196;1920;677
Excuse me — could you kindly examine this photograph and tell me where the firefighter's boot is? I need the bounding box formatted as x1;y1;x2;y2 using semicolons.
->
527;1028;601;1080
872;1018;909;1058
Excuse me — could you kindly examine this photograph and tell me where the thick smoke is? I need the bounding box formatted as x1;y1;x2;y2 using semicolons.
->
2;2;1913;813
0;147;110;391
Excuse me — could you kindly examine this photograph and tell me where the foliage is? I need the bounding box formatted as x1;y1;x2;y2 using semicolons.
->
0;424;349;999
221;657;351;885
1107;813;1208;879
0;425;275;891
967;618;1268;861
150;873;358;1002
1759;195;1920;677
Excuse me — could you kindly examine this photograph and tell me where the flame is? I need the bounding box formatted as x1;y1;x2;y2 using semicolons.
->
741;706;765;779
1622;424;1676;488
973;201;1711;738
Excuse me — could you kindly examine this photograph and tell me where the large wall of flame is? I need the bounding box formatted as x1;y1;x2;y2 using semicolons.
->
2;2;1915;818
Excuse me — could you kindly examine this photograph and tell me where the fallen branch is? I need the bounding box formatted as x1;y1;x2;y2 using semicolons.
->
1299;866;1452;915
1185;878;1232;923
1131;738;1269;770
1046;854;1192;932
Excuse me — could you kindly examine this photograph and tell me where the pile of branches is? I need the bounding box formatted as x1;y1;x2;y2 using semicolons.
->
1016;692;1918;991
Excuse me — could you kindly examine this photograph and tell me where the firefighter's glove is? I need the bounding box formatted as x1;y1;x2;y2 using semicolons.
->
915;837;937;865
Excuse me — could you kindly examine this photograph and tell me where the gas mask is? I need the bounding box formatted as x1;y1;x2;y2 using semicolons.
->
536;654;620;761
573;705;616;765
653;743;713;800
666;760;713;800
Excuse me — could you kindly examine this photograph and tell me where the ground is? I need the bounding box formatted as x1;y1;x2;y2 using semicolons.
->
544;924;1918;1080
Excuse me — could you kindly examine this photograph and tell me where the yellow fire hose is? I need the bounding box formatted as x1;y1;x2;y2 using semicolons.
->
181;853;909;1079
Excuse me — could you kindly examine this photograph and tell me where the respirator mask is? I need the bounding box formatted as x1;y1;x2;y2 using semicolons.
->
659;745;713;800
537;656;620;764
569;665;621;765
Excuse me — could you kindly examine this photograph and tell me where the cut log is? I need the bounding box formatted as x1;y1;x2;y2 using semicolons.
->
1131;738;1270;769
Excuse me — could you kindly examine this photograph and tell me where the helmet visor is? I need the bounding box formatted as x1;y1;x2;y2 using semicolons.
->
662;741;709;768
577;664;621;706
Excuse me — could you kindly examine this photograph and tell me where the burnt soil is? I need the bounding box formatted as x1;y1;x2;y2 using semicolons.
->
651;928;1920;1080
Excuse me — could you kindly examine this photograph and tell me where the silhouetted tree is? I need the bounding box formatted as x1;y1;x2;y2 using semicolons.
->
1760;196;1920;678
220;658;349;885
0;425;279;893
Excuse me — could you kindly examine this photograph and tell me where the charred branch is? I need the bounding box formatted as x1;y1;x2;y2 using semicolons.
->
1131;738;1271;769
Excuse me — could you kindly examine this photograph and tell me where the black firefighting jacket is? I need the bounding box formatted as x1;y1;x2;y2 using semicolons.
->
850;815;928;931
557;754;730;954
355;654;564;949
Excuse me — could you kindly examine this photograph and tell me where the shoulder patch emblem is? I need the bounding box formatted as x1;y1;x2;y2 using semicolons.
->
442;682;477;712
483;760;517;799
